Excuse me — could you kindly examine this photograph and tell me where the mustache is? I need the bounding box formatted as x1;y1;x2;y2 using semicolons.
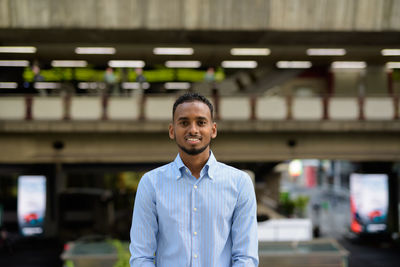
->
185;135;202;139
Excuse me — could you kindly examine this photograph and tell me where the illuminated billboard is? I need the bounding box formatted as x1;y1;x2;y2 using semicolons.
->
17;176;46;236
350;173;388;234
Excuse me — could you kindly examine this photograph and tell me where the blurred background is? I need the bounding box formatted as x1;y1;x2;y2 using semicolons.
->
0;0;400;266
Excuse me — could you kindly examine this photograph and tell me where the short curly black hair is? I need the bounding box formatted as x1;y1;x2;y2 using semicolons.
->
172;92;214;120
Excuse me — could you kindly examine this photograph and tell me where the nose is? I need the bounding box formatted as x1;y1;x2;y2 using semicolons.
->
188;122;199;135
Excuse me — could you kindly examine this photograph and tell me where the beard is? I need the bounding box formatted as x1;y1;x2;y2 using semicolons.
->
175;136;211;156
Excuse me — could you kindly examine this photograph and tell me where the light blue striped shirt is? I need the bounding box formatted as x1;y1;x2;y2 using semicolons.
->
129;152;258;267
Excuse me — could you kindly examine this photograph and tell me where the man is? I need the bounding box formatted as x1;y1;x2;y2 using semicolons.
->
130;93;258;266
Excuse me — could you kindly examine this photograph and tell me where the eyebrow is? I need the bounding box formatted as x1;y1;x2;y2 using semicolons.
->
177;116;208;121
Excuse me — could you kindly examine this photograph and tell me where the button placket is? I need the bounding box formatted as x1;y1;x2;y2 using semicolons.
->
191;180;201;265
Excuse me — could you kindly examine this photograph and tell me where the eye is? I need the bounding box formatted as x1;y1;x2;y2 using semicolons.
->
179;121;189;126
198;120;206;126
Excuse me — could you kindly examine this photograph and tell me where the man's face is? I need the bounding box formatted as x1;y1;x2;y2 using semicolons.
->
169;101;217;156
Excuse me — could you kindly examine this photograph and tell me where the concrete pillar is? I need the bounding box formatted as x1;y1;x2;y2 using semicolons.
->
333;161;342;190
44;144;66;237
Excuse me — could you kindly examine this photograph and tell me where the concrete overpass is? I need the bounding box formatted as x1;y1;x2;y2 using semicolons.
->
1;91;399;163
1;115;400;164
1;0;399;31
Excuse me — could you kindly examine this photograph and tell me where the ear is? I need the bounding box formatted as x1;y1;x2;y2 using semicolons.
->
168;123;175;140
211;122;217;139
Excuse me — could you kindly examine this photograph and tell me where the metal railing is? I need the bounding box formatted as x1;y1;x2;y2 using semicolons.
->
0;92;398;121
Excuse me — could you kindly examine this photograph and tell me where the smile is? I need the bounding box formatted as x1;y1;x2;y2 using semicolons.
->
186;137;201;144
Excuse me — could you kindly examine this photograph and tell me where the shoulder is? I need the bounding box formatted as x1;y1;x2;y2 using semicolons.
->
215;162;253;192
140;162;176;184
145;161;174;176
213;162;255;206
216;162;250;179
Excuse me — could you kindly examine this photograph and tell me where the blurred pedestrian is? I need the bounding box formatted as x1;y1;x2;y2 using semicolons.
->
32;63;46;96
133;68;146;97
104;67;119;96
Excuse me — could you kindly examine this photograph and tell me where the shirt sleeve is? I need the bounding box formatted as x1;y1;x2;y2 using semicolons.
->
231;173;259;267
129;174;158;267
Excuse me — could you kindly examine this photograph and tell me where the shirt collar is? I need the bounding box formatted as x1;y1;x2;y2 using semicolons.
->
173;151;217;180
173;153;186;180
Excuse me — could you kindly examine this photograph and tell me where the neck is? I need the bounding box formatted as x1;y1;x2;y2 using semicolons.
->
179;149;210;179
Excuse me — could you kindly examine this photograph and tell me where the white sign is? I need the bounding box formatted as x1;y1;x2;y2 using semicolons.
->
17;176;46;236
350;173;388;233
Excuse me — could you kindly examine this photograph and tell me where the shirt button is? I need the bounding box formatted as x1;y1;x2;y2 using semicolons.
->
194;232;197;235
193;207;197;211
186;169;189;173
194;254;198;259
194;185;197;189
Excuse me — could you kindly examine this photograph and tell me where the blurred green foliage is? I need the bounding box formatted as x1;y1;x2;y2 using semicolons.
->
64;260;74;267
109;239;130;267
23;67;225;83
279;192;310;218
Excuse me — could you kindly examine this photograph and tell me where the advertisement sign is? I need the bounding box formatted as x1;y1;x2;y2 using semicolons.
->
350;173;388;234
17;176;46;236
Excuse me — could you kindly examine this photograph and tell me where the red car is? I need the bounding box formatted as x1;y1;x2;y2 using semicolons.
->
24;213;38;224
368;210;382;220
